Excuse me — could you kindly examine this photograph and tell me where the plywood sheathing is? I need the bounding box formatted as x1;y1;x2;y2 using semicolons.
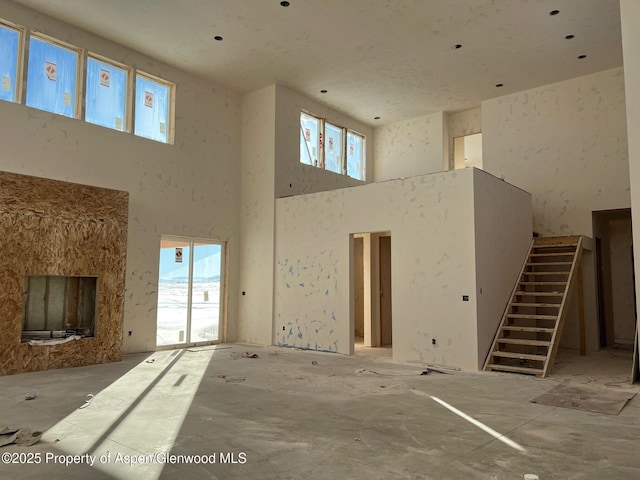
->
0;171;128;375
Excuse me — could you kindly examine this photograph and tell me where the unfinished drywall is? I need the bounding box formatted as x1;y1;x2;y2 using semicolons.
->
609;217;636;345
473;170;532;368
621;0;640;366
274;85;373;197
373;112;446;182
447;107;482;169
482;67;628;353
274;168;532;371
0;172;128;375
0;2;242;353
238;86;276;345
482;67;629;237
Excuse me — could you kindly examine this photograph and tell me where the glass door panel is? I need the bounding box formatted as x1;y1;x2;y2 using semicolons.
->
190;242;222;343
157;239;191;346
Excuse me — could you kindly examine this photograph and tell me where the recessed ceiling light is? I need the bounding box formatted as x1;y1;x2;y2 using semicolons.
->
214;35;223;41
577;54;587;59
453;44;462;50
565;34;575;39
549;9;560;16
320;89;327;93
374;116;381;120
495;83;504;87
280;1;290;6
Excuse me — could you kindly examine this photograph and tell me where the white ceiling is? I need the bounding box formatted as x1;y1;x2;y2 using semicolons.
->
11;0;623;126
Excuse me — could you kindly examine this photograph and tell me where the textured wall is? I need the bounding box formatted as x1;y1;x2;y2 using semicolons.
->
482;67;629;237
0;172;128;375
373;112;446;182
238;86;276;345
274;85;373;197
274;168;532;371
609;217;635;344
473;169;532;368
447;107;482;168
621;0;640;363
0;2;242;353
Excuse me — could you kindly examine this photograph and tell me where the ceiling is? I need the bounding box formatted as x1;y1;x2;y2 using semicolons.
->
11;0;623;126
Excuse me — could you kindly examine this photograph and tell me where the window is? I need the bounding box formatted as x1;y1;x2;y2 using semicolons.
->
300;111;320;166
26;33;82;118
0;19;25;104
85;54;131;132
324;122;344;174
135;71;175;144
346;131;365;180
300;111;366;181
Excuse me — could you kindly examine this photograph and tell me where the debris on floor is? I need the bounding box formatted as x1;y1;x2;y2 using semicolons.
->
216;375;246;383
420;367;452;375
232;352;259;359
24;391;38;400
0;427;41;448
312;360;318;365
78;393;94;409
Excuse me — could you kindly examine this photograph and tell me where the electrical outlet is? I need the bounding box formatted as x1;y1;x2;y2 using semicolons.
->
462;295;469;301
282;325;285;331
128;331;132;336
432;338;437;345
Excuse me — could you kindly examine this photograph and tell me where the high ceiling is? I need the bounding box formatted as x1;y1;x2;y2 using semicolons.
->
11;0;623;125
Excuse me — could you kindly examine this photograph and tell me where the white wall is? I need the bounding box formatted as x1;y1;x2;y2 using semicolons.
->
482;67;629;237
621;0;640;367
274;85;373;197
0;2;242;353
238;86;276;345
373;112;446;182
447;107;482;169
473;170;532;368
274;168;532;371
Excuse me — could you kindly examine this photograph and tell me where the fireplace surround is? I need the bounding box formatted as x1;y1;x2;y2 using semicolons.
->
0;171;128;375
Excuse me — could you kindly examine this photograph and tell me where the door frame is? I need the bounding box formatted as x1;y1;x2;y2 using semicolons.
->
156;235;227;349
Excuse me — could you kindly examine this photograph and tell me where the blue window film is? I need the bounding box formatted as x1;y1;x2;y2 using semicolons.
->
135;74;170;143
0;24;21;103
26;37;78;117
85;57;127;131
347;131;365;180
324;123;343;174
300;112;319;166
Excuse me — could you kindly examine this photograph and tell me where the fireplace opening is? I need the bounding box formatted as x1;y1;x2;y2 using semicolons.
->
22;276;97;342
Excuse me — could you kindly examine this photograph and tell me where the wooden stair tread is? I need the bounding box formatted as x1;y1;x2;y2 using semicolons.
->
526;262;573;266
508;313;557;320
497;338;551;346
529;252;575;257
515;291;564;297
490;351;548;361
522;271;570;276
511;302;560;308
502;326;555;333
486;364;544;375
519;282;566;286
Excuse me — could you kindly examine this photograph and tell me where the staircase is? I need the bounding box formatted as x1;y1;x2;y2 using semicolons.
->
484;236;584;377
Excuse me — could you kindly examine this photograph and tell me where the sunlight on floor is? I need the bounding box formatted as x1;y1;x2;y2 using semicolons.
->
41;348;215;479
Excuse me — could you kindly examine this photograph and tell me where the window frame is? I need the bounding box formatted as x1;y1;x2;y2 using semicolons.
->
26;31;84;119
134;69;176;144
300;110;366;181
0;18;26;104
346;129;366;181
85;51;133;132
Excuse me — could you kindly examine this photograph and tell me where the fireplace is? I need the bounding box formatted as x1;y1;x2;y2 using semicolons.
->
0;171;128;375
22;275;97;342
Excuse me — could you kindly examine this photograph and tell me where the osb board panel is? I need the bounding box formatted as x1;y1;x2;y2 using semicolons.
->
0;171;128;224
0;171;128;376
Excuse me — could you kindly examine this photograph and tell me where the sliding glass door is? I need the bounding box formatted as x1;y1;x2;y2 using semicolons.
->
156;236;224;347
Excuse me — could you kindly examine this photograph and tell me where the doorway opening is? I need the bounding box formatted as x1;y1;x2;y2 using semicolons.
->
156;236;225;348
352;232;392;357
592;209;637;380
453;132;483;170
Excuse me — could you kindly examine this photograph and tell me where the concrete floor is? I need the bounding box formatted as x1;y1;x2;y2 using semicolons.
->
0;344;638;480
